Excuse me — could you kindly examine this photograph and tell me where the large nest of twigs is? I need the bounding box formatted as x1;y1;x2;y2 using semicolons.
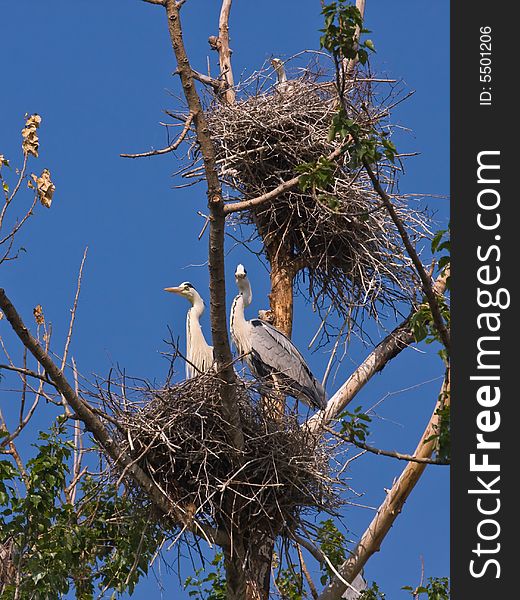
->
182;61;430;319
107;373;339;538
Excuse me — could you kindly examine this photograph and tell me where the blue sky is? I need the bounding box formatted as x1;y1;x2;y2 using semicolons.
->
0;1;449;598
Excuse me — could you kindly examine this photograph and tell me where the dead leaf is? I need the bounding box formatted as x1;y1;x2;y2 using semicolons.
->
21;114;42;158
0;311;4;321
35;169;55;208
33;304;45;325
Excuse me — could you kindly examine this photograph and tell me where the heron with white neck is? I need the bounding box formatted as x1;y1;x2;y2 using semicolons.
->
230;264;326;410
164;282;214;379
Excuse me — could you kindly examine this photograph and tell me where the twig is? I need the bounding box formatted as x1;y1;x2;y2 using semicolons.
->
324;427;449;465
296;544;319;600
0;364;52;384
121;113;194;158
363;159;451;353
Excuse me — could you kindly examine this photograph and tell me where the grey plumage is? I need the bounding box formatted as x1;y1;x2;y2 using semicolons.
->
230;264;326;410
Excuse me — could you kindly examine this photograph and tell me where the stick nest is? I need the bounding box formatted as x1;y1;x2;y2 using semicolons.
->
182;62;430;320
106;373;339;538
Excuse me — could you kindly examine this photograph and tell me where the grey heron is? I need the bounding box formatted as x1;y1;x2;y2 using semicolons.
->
270;58;295;94
230;264;326;410
164;282;214;379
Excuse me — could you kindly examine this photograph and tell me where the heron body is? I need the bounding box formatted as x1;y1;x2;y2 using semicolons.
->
230;265;326;410
164;282;214;379
270;58;295;95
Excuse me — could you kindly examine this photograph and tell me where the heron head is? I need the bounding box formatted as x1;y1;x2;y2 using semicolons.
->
164;281;198;304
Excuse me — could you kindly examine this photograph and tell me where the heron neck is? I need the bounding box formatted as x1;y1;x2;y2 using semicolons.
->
275;66;287;83
230;291;251;354
186;299;208;378
240;279;252;307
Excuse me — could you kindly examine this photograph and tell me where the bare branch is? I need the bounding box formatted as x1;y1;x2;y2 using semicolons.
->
324;427;449;465
318;369;450;600
363;159;451;353
217;0;235;103
121;113;194;158
0;363;52;385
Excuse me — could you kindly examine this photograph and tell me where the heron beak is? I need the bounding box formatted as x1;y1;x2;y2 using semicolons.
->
164;286;183;295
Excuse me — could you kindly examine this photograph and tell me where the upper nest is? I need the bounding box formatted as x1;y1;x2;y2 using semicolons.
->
106;374;339;538
181;62;430;320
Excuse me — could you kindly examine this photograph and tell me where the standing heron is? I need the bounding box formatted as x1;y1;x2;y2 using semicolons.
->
230;264;326;410
270;58;295;94
164;282;214;379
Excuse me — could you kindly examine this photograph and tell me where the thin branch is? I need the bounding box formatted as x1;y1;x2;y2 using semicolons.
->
0;363;52;384
325;427;449;465
296;544;319;600
121;113;194;158
141;0;165;6
363;159;451;353
318;369;450;600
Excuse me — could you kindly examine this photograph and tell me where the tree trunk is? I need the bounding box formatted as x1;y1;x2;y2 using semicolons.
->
225;535;274;600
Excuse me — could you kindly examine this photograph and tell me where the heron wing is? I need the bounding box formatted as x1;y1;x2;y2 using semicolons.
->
249;319;326;409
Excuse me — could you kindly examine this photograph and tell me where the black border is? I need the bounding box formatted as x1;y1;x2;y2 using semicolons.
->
451;3;514;597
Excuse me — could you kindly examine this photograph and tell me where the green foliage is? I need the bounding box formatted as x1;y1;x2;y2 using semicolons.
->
320;1;375;66
339;406;372;443
316;519;347;585
275;565;304;600
296;156;336;192
183;552;227;600
431;227;451;289
410;296;451;363
0;420;162;599
403;576;450;599
359;581;386;599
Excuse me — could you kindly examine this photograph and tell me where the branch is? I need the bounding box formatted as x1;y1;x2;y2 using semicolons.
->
141;0;165;6
223;145;344;215
163;0;242;448
120;113;194;158
325;427;449;465
0;363;52;385
217;0;235;103
363;159;451;354
0;287;225;546
305;269;449;433
345;0;367;75
318;369;450;600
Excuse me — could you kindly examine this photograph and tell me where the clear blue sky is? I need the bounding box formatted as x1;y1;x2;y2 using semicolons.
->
0;1;449;598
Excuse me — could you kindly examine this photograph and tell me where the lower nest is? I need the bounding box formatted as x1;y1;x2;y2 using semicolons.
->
110;374;339;536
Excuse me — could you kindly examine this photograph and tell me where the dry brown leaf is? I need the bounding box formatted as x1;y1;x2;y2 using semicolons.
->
35;169;55;208
21;114;42;158
0;311;4;321
33;304;45;325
